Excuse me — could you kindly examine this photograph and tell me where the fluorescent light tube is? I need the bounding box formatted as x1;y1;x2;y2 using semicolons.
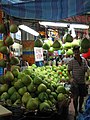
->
39;22;68;27
70;24;89;29
19;25;39;36
39;22;89;29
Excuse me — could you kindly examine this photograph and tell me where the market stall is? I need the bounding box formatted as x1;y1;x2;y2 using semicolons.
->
0;1;90;120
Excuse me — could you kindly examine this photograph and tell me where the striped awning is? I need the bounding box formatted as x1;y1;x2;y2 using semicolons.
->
0;0;90;21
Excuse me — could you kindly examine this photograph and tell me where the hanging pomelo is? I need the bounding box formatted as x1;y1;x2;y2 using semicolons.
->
10;56;20;65
63;34;73;43
80;48;89;53
5;36;14;46
34;39;43;47
0;59;6;68
52;40;61;48
4;71;14;82
10;24;18;33
0;41;4;47
80;38;90;49
0;46;9;54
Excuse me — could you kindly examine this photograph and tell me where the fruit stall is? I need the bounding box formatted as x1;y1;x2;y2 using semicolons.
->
0;0;90;120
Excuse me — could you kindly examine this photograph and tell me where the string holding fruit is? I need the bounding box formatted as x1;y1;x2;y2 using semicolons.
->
0;18;20;85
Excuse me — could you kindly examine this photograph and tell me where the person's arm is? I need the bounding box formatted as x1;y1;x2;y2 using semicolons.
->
84;58;89;72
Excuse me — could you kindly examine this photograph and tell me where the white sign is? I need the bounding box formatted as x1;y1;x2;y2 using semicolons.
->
34;47;43;61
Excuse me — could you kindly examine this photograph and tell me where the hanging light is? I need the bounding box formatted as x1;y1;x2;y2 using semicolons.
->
39;21;89;29
19;25;39;36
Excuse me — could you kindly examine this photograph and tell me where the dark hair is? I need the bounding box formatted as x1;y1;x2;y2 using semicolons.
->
73;45;80;51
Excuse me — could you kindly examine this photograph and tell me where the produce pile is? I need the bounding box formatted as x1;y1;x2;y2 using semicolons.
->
0;64;70;112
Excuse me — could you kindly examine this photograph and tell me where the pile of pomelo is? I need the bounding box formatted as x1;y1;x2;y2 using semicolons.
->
0;64;70;112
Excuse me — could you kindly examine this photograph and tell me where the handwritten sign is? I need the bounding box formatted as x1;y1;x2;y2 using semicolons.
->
34;47;43;61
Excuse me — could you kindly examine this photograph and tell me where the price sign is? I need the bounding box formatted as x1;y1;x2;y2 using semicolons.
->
34;47;43;61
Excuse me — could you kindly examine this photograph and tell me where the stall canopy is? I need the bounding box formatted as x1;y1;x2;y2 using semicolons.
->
0;0;90;21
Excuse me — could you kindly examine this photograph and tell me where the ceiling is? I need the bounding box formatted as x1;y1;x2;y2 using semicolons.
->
1;0;90;23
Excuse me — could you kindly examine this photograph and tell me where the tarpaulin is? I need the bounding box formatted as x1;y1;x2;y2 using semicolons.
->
0;0;90;21
82;48;90;59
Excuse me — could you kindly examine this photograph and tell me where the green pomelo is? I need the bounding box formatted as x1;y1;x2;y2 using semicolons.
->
46;100;53;107
0;92;9;100
56;86;66;94
6;99;12;106
0;59;6;68
64;34;73;42
64;42;72;49
66;49;73;55
4;71;14;82
0;84;8;93
22;74;32;86
39;102;50;111
10;92;21;102
34;39;43;47
0;75;5;84
81;38;90;49
0;46;9;54
0;41;4;47
48;47;54;53
23;69;31;75
18;86;27;96
71;39;80;47
52;40;61;48
51;92;57;99
47;40;53;46
5;36;14;46
8;86;16;95
38;92;48;102
27;82;36;92
18;72;26;79
10;56;20;65
57;93;66;102
12;69;19;77
22;92;31;104
33;76;42;85
37;83;47;93
26;98;39;110
46;89;51;94
0;23;5;33
13;99;21;106
11;65;20;71
10;24;18;33
42;43;50;50
14;79;24;89
61;49;65;54
80;48;89;53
